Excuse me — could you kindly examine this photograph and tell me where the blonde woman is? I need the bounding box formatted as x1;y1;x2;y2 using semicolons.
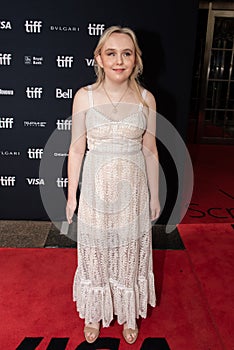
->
66;25;160;345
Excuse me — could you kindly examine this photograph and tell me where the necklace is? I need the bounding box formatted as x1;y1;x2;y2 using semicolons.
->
103;84;129;113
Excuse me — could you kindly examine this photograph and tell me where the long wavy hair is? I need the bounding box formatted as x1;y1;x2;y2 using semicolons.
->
93;25;146;104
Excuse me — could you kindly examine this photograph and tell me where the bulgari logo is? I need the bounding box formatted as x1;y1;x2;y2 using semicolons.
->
0;150;20;156
50;25;80;32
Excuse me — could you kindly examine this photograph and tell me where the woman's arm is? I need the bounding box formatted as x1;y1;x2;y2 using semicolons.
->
142;91;160;221
66;88;88;224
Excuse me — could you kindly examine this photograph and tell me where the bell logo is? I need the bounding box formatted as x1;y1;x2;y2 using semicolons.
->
26;87;43;98
24;20;43;33
0;176;16;186
88;23;105;36
0;53;12;65
56;56;73;68
27;148;43;159
0;21;12;30
56;88;72;99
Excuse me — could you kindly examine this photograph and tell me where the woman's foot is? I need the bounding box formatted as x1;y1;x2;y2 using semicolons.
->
84;322;100;343
122;323;138;344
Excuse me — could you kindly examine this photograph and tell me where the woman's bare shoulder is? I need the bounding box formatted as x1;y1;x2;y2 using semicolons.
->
72;84;93;112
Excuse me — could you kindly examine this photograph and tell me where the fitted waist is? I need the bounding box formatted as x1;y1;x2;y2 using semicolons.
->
87;139;142;154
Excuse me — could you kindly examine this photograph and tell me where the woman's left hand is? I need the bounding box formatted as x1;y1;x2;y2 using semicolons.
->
150;198;161;221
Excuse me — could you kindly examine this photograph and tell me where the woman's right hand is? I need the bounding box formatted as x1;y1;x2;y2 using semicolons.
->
66;199;77;224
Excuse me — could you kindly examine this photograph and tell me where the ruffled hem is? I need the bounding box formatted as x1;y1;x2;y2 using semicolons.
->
73;269;156;328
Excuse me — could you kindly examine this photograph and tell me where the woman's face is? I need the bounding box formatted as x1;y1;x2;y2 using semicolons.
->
97;32;136;83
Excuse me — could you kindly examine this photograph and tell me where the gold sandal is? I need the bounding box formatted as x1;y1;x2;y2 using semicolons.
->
84;323;100;343
122;326;139;344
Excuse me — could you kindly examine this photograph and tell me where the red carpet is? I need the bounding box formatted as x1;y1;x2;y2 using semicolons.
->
1;223;233;350
182;144;234;224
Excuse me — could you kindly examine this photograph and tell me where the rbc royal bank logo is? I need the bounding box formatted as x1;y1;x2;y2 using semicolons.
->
0;176;16;186
0;117;14;128
27;148;44;159
0;21;12;30
87;23;105;35
56;56;74;68
26;87;43;98
0;53;12;65
24;20;43;33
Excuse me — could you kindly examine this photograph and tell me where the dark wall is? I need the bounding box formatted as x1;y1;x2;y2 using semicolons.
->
0;0;198;221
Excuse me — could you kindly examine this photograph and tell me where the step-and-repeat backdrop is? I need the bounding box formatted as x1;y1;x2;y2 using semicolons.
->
0;0;198;222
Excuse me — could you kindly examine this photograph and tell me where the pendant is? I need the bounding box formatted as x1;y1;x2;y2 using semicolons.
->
113;107;117;113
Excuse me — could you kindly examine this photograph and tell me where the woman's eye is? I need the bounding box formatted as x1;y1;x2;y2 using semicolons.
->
123;52;131;57
107;52;115;56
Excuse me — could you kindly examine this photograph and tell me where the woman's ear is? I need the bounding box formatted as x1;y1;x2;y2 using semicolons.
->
95;54;103;68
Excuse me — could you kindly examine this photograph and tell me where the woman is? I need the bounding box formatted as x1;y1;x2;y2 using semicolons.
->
66;25;160;345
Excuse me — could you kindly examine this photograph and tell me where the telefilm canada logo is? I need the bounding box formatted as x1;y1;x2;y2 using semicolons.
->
24;20;43;33
0;89;14;96
0;21;12;30
24;55;44;65
24;121;47;128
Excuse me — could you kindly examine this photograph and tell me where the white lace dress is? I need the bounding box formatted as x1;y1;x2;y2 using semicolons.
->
73;86;156;329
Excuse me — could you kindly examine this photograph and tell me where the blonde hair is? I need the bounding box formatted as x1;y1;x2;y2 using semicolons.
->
93;25;146;105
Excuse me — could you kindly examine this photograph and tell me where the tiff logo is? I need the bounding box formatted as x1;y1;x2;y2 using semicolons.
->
27;148;43;159
0;53;12;65
56;177;68;187
88;23;105;36
56;56;73;68
0;176;16;186
24;20;43;33
26;87;43;98
0;117;14;128
56;119;72;130
56;88;72;99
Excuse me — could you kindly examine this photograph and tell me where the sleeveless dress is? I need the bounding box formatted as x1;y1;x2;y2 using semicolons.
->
73;85;156;329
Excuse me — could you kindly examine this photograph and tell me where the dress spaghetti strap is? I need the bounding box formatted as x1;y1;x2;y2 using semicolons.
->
87;85;94;108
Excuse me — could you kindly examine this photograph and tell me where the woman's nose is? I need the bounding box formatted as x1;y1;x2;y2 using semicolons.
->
116;54;123;64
